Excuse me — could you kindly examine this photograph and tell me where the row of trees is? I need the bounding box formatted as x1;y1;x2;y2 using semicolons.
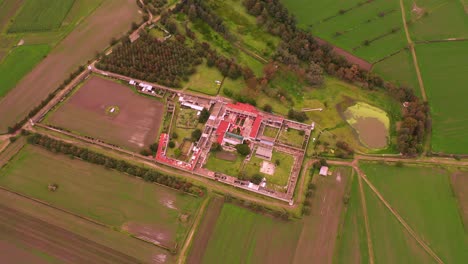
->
28;133;205;197
223;193;291;220
97;33;201;87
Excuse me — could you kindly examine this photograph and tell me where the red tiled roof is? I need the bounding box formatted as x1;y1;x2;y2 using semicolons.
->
226;102;258;114
216;120;230;144
250;115;263;138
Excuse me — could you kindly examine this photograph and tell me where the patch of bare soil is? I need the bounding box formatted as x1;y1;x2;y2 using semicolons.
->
412;2;426;18
47;76;164;151
123;222;175;249
293;168;350;264
186;196;224;264
314;37;372;71
450;171;468;231
0;0;141;133
0;204;140;264
353;117;388;149
216;151;237;161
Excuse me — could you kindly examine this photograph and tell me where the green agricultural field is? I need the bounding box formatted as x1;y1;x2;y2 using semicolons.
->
204;151;244;176
200;203;302;264
404;0;468;41
363;182;436;264
371;49;420;94
361;162;468;263
333;172;369;264
282;0;407;62
0;145;202;248
0;45;50;98
416;41;468;154
8;0;76;32
184;63;224;95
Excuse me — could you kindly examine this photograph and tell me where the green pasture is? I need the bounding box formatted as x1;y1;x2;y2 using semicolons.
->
361;162;468;263
405;0;468;41
282;0;407;62
372;49;420;95
8;0;76;33
0;45;50;98
201;203;302;264
204;151;244;176
416;42;468;154
184;63;224;95
243;151;293;188
0;145;201;246
333;172;369;264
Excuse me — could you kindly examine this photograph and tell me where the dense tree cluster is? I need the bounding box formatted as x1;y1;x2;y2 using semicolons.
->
198;108;210;123
28;133;205;196
97;33;201;87
176;0;232;40
236;143;251;156
287;109;308;122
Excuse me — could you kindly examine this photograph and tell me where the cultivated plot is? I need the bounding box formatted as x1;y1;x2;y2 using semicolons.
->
362;162;468;263
47;76;164;151
8;0;75;33
0;145;201;250
282;0;407;62
416;41;468;154
197;203;302;264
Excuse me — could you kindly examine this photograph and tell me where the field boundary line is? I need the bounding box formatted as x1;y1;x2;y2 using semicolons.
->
358;169;445;264
399;0;427;101
178;195;211;264
355;167;375;264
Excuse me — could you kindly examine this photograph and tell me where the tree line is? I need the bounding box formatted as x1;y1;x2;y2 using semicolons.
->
27;133;206;197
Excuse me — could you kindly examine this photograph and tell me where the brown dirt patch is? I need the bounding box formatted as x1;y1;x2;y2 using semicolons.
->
123;222;175;249
186;196;224;264
314;37;372;70
47;76;164;151
353;117;388;149
0;203;140;264
293;167;351;264
450;171;468;231
0;0;141;133
216;151;236;161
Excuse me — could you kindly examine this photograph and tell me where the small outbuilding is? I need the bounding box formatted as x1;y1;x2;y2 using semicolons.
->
319;166;329;176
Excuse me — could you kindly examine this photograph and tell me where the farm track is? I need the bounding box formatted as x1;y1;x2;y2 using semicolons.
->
399;0;427;101
355;164;375;264
0;204;141;264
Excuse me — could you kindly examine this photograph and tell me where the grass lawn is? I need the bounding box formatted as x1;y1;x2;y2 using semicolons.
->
416;42;468;154
281;0;407;62
372;49;420;96
262;125;279;138
278;127;305;148
361;162;468;263
333;171;369;264
0;45;50;98
184;63;223;95
0;145;202;247
8;0;75;32
243;151;293;188
200;203;302;264
204;151;243;176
